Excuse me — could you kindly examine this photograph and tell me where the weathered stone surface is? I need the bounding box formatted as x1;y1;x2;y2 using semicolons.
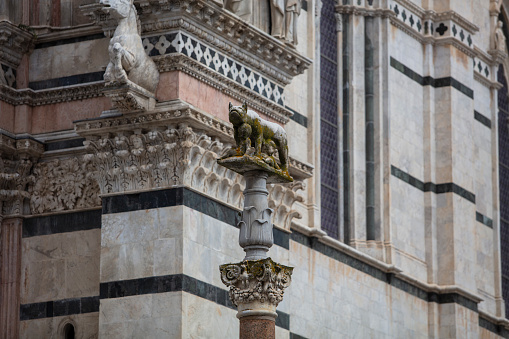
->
220;258;293;318
98;0;159;94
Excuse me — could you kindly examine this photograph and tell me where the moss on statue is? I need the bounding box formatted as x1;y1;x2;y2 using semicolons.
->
218;102;293;183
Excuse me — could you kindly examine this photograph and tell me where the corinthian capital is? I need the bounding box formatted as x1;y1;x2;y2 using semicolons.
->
220;258;293;318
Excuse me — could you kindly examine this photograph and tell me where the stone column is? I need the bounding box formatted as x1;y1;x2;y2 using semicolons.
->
217;103;294;339
239;171;273;261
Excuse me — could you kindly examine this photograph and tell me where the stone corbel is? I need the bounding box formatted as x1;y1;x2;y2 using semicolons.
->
0;135;44;217
0;21;34;69
79;3;117;37
102;80;156;113
489;49;507;66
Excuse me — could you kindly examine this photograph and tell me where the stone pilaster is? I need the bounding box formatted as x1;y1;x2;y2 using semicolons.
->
0;134;42;338
0;217;22;339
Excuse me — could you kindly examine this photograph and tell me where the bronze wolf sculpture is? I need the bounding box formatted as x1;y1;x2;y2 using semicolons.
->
227;103;290;173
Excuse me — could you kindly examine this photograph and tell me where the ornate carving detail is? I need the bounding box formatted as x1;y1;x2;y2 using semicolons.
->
28;157;101;214
81;0;311;84
268;180;304;230
0;21;34;69
102;81;156;112
188;136;246;209
0;135;43;216
98;0;159;94
75;100;312;178
83;124;202;194
219;258;293;308
0;82;104;107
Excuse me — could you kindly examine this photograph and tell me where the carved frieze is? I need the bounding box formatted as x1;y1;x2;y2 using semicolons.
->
29;157;101;214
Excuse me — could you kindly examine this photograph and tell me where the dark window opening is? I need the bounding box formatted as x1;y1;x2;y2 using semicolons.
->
320;0;340;239
498;64;509;319
63;323;75;339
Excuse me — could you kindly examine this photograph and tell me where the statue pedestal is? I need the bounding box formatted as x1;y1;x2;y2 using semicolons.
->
217;156;293;338
102;79;156;113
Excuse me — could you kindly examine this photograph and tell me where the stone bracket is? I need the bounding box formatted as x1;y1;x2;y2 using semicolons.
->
102;80;156;113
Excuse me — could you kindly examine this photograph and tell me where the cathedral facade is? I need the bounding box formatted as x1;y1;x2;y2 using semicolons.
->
1;0;509;338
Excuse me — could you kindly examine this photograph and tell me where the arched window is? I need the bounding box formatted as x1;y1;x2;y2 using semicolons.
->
63;323;75;339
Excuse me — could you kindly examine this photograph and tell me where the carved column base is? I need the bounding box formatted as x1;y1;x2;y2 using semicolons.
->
102;79;156;113
219;258;293;337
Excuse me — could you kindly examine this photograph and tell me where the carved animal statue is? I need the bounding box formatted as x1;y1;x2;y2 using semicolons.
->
228;102;290;173
100;0;159;93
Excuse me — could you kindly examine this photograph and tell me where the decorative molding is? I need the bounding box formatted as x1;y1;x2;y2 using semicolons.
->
219;258;293;317
81;0;312;86
76;102;309;230
155;53;290;124
268;181;305;232
146;31;286;106
0;82;104;107
28;157;101;215
474;71;503;90
0;21;35;69
335;5;394;18
338;2;503;65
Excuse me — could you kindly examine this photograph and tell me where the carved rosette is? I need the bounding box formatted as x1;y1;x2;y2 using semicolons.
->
219;258;293;318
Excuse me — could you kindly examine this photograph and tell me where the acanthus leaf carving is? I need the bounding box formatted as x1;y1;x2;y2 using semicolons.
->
29;157;101;215
219;258;293;308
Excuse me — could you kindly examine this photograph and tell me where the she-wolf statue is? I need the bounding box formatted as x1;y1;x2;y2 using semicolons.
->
227;102;290;174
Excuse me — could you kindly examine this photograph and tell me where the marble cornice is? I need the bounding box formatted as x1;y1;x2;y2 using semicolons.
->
393;0;479;34
81;0;312;86
0;82;104;106
31;24;102;45
335;5;395;18
0;133;44;158
340;1;503;69
474;71;503;90
154;54;290;124
0;20;35;69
